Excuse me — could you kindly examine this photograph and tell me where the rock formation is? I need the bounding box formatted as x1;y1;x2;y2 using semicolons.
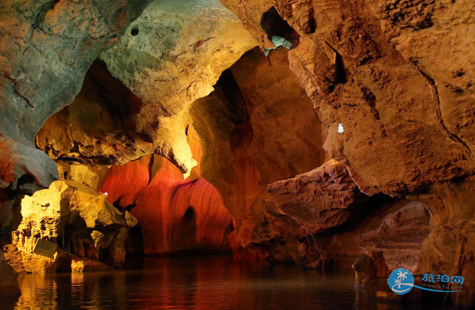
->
99;152;234;254
217;0;475;307
4;180;137;273
190;47;326;261
0;0;152;189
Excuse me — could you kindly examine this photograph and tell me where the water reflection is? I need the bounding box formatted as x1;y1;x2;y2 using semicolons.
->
8;255;454;310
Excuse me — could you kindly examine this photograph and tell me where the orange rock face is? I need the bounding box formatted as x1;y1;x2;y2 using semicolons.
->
100;155;234;254
190;48;326;256
266;160;362;238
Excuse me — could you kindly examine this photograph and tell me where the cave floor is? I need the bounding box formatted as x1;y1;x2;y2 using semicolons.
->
7;255;457;310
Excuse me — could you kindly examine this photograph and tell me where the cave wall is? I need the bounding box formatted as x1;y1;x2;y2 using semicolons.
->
220;0;475;195
190;47;327;261
99;154;234;255
0;0;152;189
218;0;475;306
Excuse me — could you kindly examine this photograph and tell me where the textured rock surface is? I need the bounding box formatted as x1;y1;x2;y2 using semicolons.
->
99;0;257;174
221;0;475;195
266;160;362;237
6;180;137;272
219;0;475;306
325;199;430;271
190;48;325;256
1;0;475;307
0;0;151;187
36;60;145;167
288;0;475;195
0;135;58;189
56;161;110;192
100;154;234;254
35;0;257;176
418;177;475;308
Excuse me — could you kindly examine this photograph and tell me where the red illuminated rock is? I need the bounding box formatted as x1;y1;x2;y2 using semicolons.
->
100;155;234;254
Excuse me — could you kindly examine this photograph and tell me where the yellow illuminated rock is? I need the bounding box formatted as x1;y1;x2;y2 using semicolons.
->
6;180;137;273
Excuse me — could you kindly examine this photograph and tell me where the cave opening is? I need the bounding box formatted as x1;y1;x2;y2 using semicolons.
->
260;7;299;55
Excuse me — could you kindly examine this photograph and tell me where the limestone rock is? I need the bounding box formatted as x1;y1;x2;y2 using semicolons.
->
71;258;112;273
266;160;361;237
36;60;148;168
99;154;234;254
418;176;475;308
218;3;475;305
56;161;110;192
36;0;257;176
221;0;475;195
190;48;325;251
99;0;258;174
0;0;150;146
0;0;151;187
0;134;58;189
325;199;430;272
7;180;137;272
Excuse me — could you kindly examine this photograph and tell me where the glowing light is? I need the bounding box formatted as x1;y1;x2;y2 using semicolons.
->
337;123;344;134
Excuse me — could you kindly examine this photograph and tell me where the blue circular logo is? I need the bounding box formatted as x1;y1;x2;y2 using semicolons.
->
387;268;414;295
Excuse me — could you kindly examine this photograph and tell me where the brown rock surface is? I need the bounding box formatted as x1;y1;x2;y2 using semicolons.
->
287;0;475;195
266;160;361;238
191;48;325;254
218;2;475;306
418;177;475;308
221;0;475;195
325;199;430;272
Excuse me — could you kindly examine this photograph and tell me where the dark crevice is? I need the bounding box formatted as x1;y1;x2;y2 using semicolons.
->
334;52;347;85
148;154;155;185
260;7;299;52
4;73;34;109
213;69;249;125
182;207;196;226
324;42;347;86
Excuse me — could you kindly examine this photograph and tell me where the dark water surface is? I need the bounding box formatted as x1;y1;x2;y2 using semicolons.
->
6;255;453;310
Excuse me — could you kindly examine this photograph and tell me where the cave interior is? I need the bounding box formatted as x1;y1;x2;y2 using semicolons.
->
1;0;475;308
